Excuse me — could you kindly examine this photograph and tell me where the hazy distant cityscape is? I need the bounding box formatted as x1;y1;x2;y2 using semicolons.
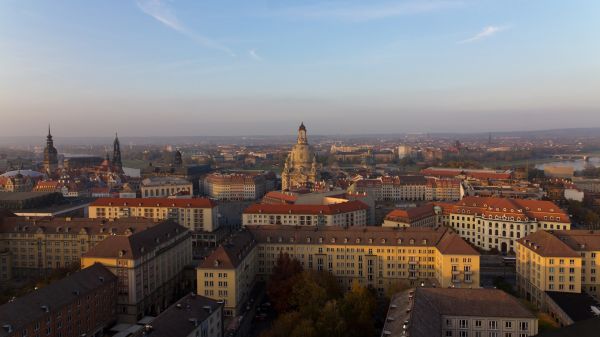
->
2;1;600;337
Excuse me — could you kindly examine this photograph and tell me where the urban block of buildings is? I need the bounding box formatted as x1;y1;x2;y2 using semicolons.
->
197;225;480;316
446;196;570;254
0;263;117;337
407;288;538;337
242;200;370;227
87;197;223;246
516;230;600;311
81;220;192;323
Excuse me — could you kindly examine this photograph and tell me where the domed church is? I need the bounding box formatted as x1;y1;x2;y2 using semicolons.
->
281;122;321;191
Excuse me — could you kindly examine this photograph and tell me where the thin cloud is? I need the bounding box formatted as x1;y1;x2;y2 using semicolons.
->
459;25;509;44
274;0;463;22
249;49;263;61
136;0;234;55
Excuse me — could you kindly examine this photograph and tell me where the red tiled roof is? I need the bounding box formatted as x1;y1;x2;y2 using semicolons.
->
385;204;436;223
90;197;217;208
262;191;298;203
517;230;580;257
244;200;369;215
452;196;569;224
421;167;512;180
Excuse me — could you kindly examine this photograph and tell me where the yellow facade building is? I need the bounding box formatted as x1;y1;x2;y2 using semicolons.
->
198;225;480;316
516;230;600;309
88;197;224;245
0;214;159;277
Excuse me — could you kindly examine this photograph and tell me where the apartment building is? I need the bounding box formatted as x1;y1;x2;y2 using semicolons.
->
0;215;160;278
140;177;193;198
132;293;223;337
197;230;257;317
350;175;463;202
409;288;538;337
242;200;369;227
447;196;570;254
516;230;600;309
81;220;192;323
383;204;438;228
88;197;223;245
0;263;117;337
203;172;269;201
198;226;480;316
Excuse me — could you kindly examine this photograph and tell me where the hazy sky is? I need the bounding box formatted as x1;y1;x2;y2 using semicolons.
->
1;0;599;137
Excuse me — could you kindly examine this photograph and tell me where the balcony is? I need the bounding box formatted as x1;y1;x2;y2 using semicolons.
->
408;261;418;265
452;270;460;275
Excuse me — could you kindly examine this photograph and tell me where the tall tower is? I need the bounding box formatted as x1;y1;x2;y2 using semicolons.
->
112;132;123;172
43;125;58;175
297;122;308;144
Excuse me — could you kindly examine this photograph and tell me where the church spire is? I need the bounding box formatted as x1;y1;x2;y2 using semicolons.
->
297;122;308;144
112;132;123;173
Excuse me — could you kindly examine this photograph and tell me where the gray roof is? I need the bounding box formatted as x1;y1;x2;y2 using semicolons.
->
83;220;190;260
416;288;535;318
0;264;116;337
141;293;222;337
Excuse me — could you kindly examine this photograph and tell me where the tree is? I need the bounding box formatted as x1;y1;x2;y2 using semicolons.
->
290;272;329;320
267;253;303;313
339;280;377;337
315;300;346;337
260;312;300;337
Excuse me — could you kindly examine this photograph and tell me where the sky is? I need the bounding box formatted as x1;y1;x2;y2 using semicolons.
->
1;0;599;137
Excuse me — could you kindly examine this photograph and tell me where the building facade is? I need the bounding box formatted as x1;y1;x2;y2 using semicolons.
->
0;215;160;278
88;197;221;245
198;226;480;316
350;176;463;202
242;201;369;227
197;230;257;317
81;220;192;323
140;177;194;198
0;263;117;337
516;230;600;309
281;123;321;191
408;288;538;337
203;172;268;201
447;196;571;254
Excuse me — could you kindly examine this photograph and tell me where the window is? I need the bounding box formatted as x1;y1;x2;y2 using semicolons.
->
505;321;512;329
489;321;498;330
460;319;468;329
519;322;529;331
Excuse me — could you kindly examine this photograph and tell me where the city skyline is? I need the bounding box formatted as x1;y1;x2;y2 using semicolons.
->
2;0;599;136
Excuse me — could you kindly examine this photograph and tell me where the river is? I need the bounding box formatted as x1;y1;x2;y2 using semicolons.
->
535;157;600;171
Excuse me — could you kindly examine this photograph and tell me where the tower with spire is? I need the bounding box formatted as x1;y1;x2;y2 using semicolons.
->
43;125;58;175
112;132;123;173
